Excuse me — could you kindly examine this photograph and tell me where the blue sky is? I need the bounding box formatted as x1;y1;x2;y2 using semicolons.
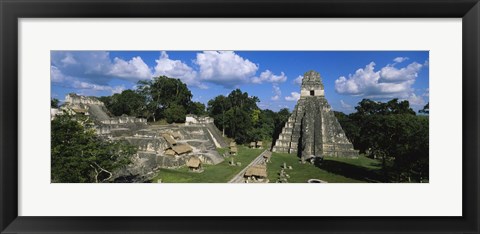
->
51;51;429;113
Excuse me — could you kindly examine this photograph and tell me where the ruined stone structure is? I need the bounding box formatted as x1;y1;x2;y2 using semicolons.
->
53;94;227;182
185;114;228;148
272;70;358;160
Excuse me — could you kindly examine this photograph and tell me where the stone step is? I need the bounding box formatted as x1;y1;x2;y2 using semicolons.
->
277;135;292;141
275;139;292;144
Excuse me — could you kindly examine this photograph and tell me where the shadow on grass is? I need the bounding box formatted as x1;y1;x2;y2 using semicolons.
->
316;159;386;183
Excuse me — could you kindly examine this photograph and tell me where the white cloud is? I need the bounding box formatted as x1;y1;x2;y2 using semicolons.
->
252;70;287;84
335;62;380;96
50;66;65;82
71;80;124;95
423;88;429;97
51;65;125;95
60;53;77;66
335;61;424;99
111;86;126;94
340;100;353;109
154;51;206;89
75;81;124;95
407;93;426;106
271;85;281;101
379;62;422;83
52;50;287;94
195;51;258;88
110;56;152;80
293;75;303;85
393;57;409;63
51;51;152;84
258;102;271;109
285;92;301;101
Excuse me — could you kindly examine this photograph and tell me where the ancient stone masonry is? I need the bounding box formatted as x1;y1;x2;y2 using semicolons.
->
272;70;358;160
53;94;227;182
185;114;228;148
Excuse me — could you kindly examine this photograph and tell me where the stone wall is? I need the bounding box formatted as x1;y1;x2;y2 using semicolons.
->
185;114;214;125
101;116;147;125
65;93;104;106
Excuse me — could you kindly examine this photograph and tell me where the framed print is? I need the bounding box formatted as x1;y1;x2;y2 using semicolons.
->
1;0;479;233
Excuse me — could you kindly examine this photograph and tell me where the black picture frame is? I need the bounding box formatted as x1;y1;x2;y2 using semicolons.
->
1;0;479;233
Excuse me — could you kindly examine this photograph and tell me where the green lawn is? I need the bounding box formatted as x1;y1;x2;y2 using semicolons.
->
267;152;383;183
152;146;384;183
152;146;264;183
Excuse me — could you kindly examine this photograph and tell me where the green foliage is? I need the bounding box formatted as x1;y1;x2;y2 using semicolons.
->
336;99;429;182
188;101;207;116
272;108;290;145
100;90;146;117
207;90;291;145
99;76;212;123
419;103;429;114
207;89;260;143
334;111;360;146
164;103;187;123
256;109;276;143
51;115;136;183
207;95;229;133
51;98;60;108
135;76;194;123
355;98;416;115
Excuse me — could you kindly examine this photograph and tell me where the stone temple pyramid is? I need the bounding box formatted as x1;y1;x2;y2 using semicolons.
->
272;70;358;160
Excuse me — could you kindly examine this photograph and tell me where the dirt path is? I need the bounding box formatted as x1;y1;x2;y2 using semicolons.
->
228;150;268;183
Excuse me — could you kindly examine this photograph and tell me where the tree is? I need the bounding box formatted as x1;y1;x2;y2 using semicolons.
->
51;114;136;183
51;98;60;108
189;101;207;116
271;108;290;147
419;103;429;115
207;95;229;135
102;90;146;117
334;111;360;146
360;114;428;182
164;103;187;123
207;89;260;143
336;99;429;182
354;98;415;116
136;76;193;122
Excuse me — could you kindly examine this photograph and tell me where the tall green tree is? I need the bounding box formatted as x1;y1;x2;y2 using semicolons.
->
51;115;136;183
136;76;193;122
101;90;146;117
207;89;260;143
336;99;428;182
207;95;229;135
188;101;207;116
164;103;187;124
